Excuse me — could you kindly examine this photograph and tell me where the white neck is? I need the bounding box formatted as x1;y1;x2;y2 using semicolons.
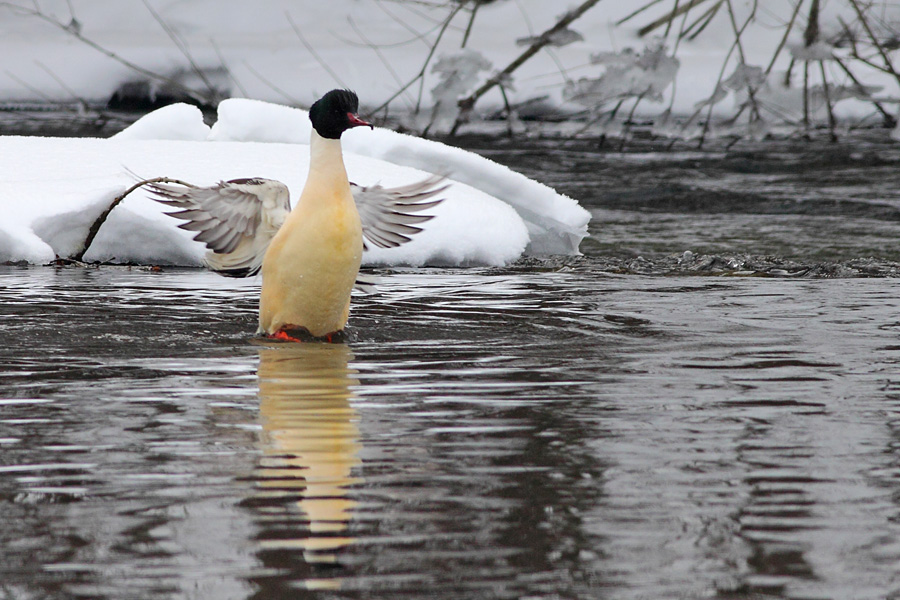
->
307;129;349;189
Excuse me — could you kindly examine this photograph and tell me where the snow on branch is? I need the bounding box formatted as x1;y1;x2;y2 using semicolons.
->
448;0;604;135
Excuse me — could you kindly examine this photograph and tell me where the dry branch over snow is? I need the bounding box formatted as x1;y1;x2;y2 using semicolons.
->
2;1;900;142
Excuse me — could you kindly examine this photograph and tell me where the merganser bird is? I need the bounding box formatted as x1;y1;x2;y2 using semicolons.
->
138;89;447;342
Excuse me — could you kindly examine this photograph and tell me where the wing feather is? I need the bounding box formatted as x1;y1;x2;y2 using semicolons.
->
351;174;448;251
141;177;292;277
140;172;446;283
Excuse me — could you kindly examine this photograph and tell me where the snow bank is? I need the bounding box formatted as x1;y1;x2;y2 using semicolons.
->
0;98;588;267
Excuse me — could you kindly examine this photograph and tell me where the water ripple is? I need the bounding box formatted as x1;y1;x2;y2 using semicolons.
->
1;253;900;598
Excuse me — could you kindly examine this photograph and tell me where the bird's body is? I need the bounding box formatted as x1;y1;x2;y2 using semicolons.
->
140;89;446;341
259;130;363;338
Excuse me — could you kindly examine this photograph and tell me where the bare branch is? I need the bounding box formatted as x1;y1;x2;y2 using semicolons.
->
5;69;58;104
725;0;761;122
34;59;90;111
683;1;723;41
460;1;480;49
451;0;604;135
348;14;413;110
73;177;196;262
211;37;249;98
242;61;303;106
663;0;680;39
141;0;218;99
802;60;811;134
514;0;572;84
693;4;754;148
765;0;804;75
833;54;896;127
819;59;837;141
369;1;465;117
374;0;446;46
803;0;819;47
616;0;666;26
0;2;213;105
286;11;347;89
848;0;900;90
637;0;713;37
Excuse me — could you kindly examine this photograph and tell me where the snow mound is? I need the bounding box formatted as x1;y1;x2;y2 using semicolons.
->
209;99;311;143
112;103;211;141
0;99;586;268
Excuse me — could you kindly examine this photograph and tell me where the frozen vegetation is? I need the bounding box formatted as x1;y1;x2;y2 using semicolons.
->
2;0;900;137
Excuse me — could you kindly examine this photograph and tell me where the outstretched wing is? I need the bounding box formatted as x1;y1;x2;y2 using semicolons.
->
143;177;292;277
351;174;448;251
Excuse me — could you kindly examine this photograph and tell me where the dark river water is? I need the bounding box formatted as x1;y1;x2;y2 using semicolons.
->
3;130;900;599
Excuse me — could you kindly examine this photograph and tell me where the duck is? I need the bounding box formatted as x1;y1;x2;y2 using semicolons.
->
136;89;447;342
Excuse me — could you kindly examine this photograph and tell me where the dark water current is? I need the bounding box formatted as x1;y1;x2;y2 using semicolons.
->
3;132;900;599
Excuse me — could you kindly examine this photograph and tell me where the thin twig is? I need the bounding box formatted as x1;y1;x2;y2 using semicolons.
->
692;0;758;147
833;54;895;127
616;0;666;26
451;0;604;135
848;0;900;90
497;82;519;137
416;3;464;114
637;0;711;37
663;0;681;39
819;59;837;141
725;0;761;122
460;1;480;49
73;177;196;262
661;0;697;119
576;98;624;136
619;93;645;150
286;11;347;89
348;14;413;111
784;57;795;86
0;2;212;105
801;0;816;137
514;0;571;84
846;52;900;76
694;14;750;147
802;59;810;135
34;60;90;111
141;0;217;99
373;0;446;46
5;70;58;104
242;60;304;106
683;1;723;41
211;37;248;98
765;0;804;75
369;1;465;117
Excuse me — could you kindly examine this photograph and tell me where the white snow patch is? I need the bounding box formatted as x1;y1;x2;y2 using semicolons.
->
209;99;310;143
112;103;211;141
0;98;585;267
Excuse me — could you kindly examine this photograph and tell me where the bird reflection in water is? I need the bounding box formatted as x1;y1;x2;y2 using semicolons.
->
254;342;362;576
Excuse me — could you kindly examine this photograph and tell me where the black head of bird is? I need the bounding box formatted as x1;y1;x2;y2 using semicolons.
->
309;89;373;139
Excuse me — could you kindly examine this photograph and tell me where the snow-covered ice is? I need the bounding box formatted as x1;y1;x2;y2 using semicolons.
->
0;99;589;267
